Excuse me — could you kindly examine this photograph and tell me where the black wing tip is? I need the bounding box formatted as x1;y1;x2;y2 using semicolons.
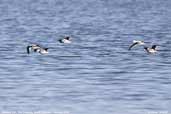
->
128;47;132;50
59;39;62;43
65;36;70;40
44;48;48;51
152;45;157;49
128;42;138;50
144;47;147;49
27;46;31;54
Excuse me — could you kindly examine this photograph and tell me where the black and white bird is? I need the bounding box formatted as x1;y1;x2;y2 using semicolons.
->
59;36;71;44
128;40;145;50
144;45;158;54
27;44;48;54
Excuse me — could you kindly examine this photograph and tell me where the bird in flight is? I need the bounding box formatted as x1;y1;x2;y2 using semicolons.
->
128;40;145;50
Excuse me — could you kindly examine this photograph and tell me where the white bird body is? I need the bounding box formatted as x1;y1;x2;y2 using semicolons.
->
61;39;71;43
59;37;72;43
144;45;158;54
27;44;48;54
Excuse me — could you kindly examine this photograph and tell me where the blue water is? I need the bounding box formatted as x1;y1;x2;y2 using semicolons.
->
0;0;171;114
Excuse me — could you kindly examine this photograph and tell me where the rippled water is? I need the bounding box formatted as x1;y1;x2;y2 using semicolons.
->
0;0;171;114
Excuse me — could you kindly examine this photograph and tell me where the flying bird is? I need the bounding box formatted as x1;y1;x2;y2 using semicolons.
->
128;40;145;50
144;45;158;54
59;36;72;44
27;44;48;54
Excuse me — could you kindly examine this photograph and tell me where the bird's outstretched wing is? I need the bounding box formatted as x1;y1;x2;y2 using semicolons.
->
58;39;63;43
27;46;31;54
128;42;138;50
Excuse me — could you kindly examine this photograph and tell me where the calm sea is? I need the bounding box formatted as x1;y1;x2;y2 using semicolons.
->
0;0;171;114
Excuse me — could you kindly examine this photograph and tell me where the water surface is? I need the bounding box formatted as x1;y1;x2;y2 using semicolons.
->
0;0;171;114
